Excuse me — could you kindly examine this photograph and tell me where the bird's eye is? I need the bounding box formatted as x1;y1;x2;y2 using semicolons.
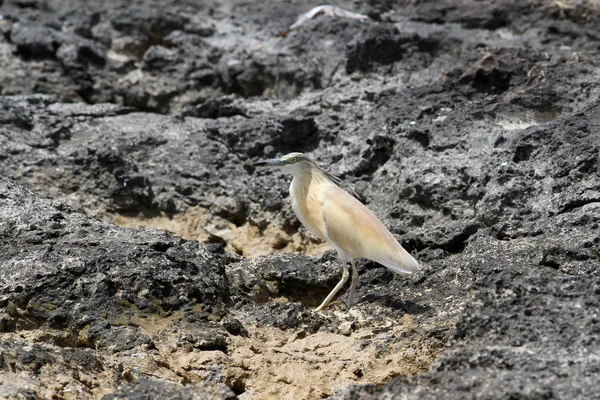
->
289;157;297;163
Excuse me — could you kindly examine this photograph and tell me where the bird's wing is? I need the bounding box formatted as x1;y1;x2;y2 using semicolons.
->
321;186;418;274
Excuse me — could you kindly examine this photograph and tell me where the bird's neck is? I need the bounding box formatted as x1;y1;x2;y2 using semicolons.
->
290;167;333;192
290;170;309;185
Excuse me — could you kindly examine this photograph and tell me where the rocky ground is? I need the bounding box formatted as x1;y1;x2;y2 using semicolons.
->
1;0;599;399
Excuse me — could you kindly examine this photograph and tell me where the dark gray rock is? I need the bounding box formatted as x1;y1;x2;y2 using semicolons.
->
206;115;320;157
56;40;106;71
0;335;107;398
10;22;62;58
220;317;249;337
1;0;600;399
102;379;237;400
178;329;228;352
240;301;329;333
346;24;431;73
334;206;600;399
0;175;234;337
226;253;342;308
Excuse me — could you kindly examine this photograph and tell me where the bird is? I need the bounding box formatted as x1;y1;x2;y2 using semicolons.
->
252;152;418;311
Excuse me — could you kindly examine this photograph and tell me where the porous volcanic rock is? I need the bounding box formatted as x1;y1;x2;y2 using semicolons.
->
1;0;600;398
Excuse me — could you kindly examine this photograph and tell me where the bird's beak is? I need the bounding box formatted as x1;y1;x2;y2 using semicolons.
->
252;159;287;167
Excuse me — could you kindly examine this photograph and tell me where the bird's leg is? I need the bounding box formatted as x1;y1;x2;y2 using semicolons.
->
314;257;349;311
346;258;359;309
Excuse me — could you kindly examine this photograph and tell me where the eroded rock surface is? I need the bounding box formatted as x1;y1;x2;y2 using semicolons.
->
1;0;599;398
0;177;451;398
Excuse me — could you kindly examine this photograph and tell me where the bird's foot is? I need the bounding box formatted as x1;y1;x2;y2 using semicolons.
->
344;293;357;310
314;300;342;312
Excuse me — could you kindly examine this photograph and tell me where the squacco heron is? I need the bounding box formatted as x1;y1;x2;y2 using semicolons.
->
253;152;418;311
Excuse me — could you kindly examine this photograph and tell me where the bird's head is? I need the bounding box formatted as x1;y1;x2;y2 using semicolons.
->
252;152;314;176
253;151;360;198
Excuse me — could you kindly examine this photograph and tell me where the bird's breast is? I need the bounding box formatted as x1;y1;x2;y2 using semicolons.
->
290;179;328;242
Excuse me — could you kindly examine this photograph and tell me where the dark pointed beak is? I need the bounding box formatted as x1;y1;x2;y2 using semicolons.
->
252;159;287;167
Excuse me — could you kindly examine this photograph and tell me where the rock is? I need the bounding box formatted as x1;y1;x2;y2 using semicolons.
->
183;20;215;37
1;0;600;398
56;40;106;70
0;175;233;335
179;329;228;352
334;203;600;399
239;302;328;333
226;253;341;308
177;95;247;119
221;317;249;337
102;379;237;400
109;8;189;43
206;115;320;157
346;25;428;73
141;44;180;72
10;22;62;58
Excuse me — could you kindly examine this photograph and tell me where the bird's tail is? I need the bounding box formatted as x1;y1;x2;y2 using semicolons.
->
379;249;419;275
